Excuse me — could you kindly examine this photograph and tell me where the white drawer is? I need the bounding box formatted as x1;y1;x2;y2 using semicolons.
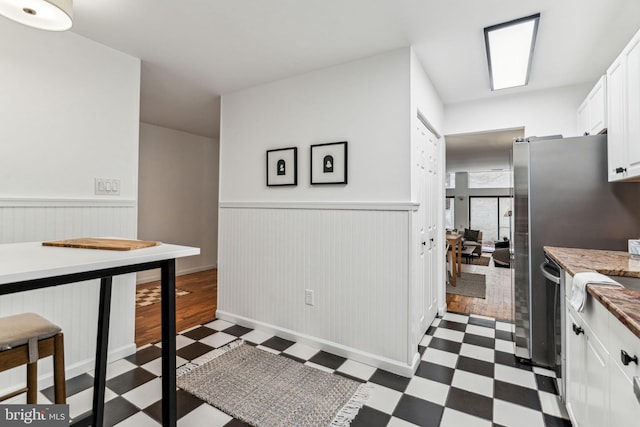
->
609;312;640;380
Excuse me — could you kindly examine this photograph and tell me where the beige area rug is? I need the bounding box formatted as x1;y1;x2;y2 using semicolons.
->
135;285;191;308
468;255;491;266
447;272;487;298
177;341;369;427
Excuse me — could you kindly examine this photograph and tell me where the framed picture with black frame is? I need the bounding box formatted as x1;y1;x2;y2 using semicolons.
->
266;147;297;186
310;141;347;185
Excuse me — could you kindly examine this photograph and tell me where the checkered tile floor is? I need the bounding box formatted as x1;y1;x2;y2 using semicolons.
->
135;285;191;307
29;313;572;426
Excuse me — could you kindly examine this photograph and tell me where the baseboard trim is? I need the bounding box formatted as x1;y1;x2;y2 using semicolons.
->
216;310;419;377
136;264;217;284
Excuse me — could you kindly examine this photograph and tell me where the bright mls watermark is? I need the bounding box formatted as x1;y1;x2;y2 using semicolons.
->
1;405;68;426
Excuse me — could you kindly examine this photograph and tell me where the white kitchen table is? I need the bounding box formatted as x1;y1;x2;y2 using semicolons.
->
0;241;200;427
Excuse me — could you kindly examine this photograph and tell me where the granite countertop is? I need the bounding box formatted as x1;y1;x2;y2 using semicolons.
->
544;246;640;340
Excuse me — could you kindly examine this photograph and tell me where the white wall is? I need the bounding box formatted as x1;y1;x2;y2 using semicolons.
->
220;47;411;202
444;83;592;138
137;123;219;282
0;19;140;392
0;20;140;199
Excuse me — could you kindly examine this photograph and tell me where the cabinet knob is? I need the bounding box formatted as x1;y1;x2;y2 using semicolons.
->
615;167;627;174
572;323;584;335
621;350;638;366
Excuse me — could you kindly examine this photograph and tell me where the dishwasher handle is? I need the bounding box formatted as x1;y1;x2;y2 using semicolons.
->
540;262;561;285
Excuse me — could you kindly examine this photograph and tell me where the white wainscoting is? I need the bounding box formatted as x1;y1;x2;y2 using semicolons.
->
0;199;137;395
218;203;421;376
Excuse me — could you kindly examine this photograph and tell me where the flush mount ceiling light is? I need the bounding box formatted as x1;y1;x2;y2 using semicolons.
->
0;0;72;31
484;13;540;91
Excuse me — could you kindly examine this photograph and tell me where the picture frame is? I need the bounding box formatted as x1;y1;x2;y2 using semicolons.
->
266;147;297;186
310;141;348;185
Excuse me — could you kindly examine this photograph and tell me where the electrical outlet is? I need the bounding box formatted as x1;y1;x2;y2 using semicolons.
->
305;289;314;306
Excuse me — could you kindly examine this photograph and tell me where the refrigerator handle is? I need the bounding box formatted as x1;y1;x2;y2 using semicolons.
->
540;263;561;284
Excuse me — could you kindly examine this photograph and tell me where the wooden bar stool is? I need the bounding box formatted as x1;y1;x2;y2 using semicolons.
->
0;313;66;404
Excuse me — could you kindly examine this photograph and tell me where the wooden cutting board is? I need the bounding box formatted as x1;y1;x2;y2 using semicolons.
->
43;238;160;251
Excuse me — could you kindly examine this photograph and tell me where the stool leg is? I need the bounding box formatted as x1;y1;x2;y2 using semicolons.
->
26;362;37;404
53;333;66;404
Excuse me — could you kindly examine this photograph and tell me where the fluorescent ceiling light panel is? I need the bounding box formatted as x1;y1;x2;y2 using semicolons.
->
485;13;540;91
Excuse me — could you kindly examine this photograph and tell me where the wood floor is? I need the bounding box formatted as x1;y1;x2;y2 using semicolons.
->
134;262;512;346
135;269;218;346
446;257;514;321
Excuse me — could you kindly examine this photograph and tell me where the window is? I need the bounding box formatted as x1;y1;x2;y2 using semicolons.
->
445;172;456;189
468;170;512;189
469;196;513;242
445;197;455;230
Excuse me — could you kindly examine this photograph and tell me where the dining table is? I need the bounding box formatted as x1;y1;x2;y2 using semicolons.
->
446;233;463;286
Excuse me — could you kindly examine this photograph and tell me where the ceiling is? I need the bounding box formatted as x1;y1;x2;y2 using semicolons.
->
67;0;640;139
445;128;524;173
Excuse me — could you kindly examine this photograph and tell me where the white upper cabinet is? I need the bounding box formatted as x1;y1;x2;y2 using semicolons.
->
577;75;607;136
607;28;640;182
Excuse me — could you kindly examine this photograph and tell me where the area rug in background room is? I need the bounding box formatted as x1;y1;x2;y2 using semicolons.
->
468;255;491;266
177;341;369;427
135;285;191;307
446;272;487;298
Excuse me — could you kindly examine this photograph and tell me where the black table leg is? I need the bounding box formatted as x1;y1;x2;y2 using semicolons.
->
93;276;113;427
161;259;177;427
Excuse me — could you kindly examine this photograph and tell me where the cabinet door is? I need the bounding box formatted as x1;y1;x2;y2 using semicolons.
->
625;33;640;178
577;99;589;136
585;332;609;427
607;55;626;182
566;308;587;426
609;361;640;427
588;76;607;135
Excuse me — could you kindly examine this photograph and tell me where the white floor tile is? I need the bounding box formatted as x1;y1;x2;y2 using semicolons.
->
68;387;117;419
496;321;515;332
421;347;458;369
466;324;495;338
405;376;450;405
533;366;556;378
240;329;273;344
199;332;237;349
178;403;232;427
205;319;234;331
387;416;420;427
460;343;494;363
433;327;465;343
175;335;196;349
443;312;469;324
470;314;496;322
431;318;441;327
419;335;432;347
304;361;334;373
494;364;537;389
283;342;319;360
493;399;545;427
364;383;402;414
335;359;376;380
538;390;570;419
106;358;138;380
495;339;515;354
122;377;162;410
113;412;161;427
142;356;188;376
440;408;492;427
3;391;51;404
255;345;280;354
451;369;494;397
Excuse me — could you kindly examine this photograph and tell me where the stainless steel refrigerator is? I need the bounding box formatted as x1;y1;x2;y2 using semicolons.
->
512;134;640;370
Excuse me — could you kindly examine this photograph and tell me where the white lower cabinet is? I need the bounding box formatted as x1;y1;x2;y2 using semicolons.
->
564;274;640;427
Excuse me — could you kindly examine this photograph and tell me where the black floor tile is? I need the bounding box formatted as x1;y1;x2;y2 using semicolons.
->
144;389;204;423
280;353;305;364
468;316;496;329
456;355;494;378
535;373;558;394
42;373;93;401
462;333;495;349
308;351;347;370
106;367;157;395
438;320;467;332
224;420;252;427
181;326;216;341
351;406;392;427
223;325;253;337
418;345;427;357
428;337;462;354
393;394;444;427
544;414;573;427
104;396;141;427
260;336;295;352
369;369;411;392
176;342;215;361
495;330;514;342
125;345;162;366
445;387;493;421
494;351;533;371
494;380;541;411
415;361;455;385
426;326;437;335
